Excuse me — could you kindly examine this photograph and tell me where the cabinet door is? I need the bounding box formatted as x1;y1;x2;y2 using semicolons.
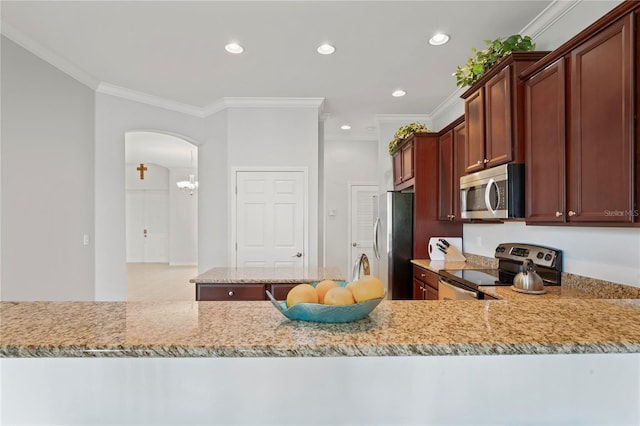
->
464;88;485;173
453;122;466;221
269;283;297;300
425;285;439;301
413;278;425;300
393;152;403;187
438;130;454;220
401;140;414;182
524;59;566;223
485;65;513;168
568;14;634;223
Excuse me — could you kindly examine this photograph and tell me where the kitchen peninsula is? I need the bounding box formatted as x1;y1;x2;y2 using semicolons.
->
2;295;640;424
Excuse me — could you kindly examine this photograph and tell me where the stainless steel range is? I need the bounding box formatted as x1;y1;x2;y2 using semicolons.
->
438;243;563;300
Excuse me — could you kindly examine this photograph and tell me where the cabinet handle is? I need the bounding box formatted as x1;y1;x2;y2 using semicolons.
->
476;160;482;165
420;273;426;277
555;211;562;217
228;291;234;296
483;159;489;163
568;210;576;217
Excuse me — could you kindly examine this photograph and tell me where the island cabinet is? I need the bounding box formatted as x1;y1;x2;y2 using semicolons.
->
413;265;439;300
438;117;465;222
523;11;636;224
196;283;266;301
461;52;549;174
392;138;415;190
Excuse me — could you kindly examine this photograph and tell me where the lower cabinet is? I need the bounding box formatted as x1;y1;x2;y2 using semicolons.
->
196;283;266;301
195;282;303;301
413;265;439;300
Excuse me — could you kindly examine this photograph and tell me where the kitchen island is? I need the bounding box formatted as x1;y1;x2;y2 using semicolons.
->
189;266;343;301
2;298;639;424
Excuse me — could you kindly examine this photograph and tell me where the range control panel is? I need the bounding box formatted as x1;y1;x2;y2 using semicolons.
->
495;243;562;270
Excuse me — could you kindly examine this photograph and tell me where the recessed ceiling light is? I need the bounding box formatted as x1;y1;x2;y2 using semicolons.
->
341;125;351;130
392;90;406;97
317;43;336;55
225;42;244;54
429;33;450;46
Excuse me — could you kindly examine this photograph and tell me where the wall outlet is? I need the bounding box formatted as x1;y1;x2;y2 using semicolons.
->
83;234;90;246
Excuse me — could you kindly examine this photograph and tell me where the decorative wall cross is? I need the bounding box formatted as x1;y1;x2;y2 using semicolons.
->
136;163;148;180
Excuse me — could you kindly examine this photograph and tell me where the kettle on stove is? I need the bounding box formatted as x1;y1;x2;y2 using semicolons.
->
512;259;546;294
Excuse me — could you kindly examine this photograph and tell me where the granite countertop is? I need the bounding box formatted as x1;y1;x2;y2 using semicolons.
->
2;298;640;358
190;266;343;284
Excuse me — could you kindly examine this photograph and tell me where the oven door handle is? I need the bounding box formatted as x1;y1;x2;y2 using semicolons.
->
438;280;478;300
484;178;499;215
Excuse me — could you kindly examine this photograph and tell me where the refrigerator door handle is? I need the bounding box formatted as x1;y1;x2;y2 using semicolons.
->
373;217;381;260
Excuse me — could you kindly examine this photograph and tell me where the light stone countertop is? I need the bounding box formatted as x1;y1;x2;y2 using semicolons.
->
190;266;344;284
2;298;640;358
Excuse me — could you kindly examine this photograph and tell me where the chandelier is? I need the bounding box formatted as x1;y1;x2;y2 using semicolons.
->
176;174;198;195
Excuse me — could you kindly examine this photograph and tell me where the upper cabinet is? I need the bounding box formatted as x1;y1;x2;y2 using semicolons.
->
392;138;415;190
438;117;465;221
461;52;549;174
523;7;636;225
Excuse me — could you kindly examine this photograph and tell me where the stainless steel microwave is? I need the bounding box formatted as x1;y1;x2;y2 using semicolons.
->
460;163;525;219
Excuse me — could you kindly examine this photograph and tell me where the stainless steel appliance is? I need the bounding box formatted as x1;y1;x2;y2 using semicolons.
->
460;163;525;220
373;191;413;299
438;243;562;300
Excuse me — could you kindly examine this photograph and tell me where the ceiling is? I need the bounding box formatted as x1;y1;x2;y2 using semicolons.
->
1;0;554;165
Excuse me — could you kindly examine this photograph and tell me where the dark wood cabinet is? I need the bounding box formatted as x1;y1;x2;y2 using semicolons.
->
439;118;466;222
269;283;297;300
462;52;549;174
411;133;463;259
412;265;439;300
392;138;415;190
524;12;636;225
196;283;266;301
524;58;566;223
568;14;634;223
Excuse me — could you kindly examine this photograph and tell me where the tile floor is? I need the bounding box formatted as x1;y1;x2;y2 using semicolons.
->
127;263;198;301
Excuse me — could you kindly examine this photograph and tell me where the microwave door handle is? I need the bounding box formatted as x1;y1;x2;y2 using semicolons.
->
373;217;381;259
484;178;499;215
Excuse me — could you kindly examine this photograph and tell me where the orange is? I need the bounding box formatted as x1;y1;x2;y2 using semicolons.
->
349;276;385;302
315;280;339;303
286;283;319;307
323;287;355;306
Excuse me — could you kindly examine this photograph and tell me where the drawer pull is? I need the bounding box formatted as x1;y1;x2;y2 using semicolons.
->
420;273;426;277
228;291;234;296
555;211;562;217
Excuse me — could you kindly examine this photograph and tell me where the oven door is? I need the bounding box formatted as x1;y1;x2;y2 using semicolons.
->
438;279;478;300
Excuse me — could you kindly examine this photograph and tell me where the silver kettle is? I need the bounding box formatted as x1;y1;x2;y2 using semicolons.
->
512;259;546;294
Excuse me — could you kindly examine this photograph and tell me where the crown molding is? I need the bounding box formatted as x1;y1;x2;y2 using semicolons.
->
428;86;465;120
204;97;325;117
96;83;206;117
375;114;430;124
1;21;100;90
520;0;581;40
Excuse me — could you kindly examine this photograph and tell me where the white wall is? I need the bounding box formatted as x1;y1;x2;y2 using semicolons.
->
170;167;198;265
429;0;640;288
199;111;229;273
323;139;378;277
226;106;321;267
1;36;95;301
95;93;204;300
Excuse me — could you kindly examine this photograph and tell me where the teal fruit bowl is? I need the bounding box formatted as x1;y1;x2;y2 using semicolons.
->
266;281;384;323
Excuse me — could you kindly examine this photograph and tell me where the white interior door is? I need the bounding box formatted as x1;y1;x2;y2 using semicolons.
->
349;185;379;277
126;190;169;263
235;171;305;268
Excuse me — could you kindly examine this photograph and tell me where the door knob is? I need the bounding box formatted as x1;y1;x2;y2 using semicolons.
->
292;252;303;258
352;242;358;247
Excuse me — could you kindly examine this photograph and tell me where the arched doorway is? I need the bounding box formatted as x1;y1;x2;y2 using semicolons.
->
124;131;198;300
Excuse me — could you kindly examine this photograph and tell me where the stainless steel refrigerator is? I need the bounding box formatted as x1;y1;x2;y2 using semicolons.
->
373;191;413;299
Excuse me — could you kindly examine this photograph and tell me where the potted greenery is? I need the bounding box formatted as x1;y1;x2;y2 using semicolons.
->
455;34;536;88
388;122;429;155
